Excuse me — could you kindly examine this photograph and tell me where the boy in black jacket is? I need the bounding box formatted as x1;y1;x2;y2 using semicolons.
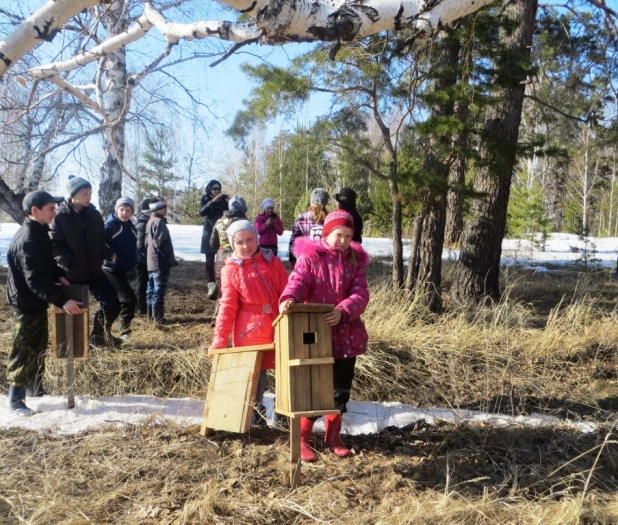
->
7;191;83;416
145;201;178;324
50;175;122;347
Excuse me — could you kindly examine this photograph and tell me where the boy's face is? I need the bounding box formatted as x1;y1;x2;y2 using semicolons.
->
264;206;274;216
72;187;92;207
325;226;353;251
233;230;258;258
116;205;133;222
30;203;57;225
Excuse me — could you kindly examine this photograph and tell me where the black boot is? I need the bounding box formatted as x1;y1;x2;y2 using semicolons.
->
152;303;166;326
8;386;35;416
137;296;147;316
147;304;153;322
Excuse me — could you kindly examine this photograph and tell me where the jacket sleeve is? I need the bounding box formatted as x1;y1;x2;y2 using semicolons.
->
279;256;312;304
49;217;73;271
199;195;214;217
153;221;177;266
255;214;268;235
273;257;290;296
336;264;369;322
103;220;115;260
20;240;69;309
275;215;284;236
209;222;221;252
211;265;239;348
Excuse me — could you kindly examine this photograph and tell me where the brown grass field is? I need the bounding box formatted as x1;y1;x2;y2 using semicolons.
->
1;259;618;524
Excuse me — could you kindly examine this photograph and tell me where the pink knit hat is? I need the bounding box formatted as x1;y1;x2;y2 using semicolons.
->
322;210;354;239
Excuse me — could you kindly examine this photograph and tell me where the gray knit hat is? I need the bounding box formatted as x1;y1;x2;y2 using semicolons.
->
115;197;135;212
261;198;276;210
228;195;247;213
310;188;329;206
226;219;258;248
67;175;92;198
149;201;167;213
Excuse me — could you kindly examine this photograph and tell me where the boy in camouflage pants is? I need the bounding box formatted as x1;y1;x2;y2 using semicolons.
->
6;191;83;416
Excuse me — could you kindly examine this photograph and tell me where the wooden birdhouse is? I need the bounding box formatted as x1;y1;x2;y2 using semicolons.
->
273;303;339;418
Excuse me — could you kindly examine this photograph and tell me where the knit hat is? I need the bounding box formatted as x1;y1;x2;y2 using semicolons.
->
205;179;222;193
322;210;355;239
141;197;159;211
149;201;167;213
228;195;247;213
310;188;330;206
115;197;135;213
261;198;276;210
226;219;258;248
335;188;357;206
67;175;92;198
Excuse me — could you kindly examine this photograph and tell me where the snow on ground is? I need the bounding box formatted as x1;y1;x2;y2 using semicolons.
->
1;223;616;268
0;223;610;436
0;393;596;435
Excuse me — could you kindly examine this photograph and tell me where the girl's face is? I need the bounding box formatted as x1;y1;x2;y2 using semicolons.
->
325;226;353;251
264;206;275;216
233;230;258;258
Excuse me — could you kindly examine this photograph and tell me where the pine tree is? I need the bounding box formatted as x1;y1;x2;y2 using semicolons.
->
139;127;179;198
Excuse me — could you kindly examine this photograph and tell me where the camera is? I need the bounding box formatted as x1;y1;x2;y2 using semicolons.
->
221;194;229;200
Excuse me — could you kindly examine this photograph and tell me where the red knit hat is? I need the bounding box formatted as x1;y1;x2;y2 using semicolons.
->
322;210;355;239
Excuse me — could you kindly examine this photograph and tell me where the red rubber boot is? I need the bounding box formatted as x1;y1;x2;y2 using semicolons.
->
324;414;351;458
300;417;317;462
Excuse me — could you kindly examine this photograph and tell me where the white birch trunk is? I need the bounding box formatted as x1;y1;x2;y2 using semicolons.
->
98;1;127;217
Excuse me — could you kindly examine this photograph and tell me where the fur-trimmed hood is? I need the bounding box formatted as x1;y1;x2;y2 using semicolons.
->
292;237;370;267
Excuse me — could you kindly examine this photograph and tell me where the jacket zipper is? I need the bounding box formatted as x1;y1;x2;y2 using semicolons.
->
239;322;263;339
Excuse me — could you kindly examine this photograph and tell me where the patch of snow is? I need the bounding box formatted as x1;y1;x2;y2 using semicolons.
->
0;393;596;436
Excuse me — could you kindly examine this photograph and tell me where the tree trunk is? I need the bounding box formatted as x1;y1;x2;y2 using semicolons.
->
0;180;26;224
389;178;404;289
452;0;538;302
405;212;424;291
415;30;460;312
98;0;127;217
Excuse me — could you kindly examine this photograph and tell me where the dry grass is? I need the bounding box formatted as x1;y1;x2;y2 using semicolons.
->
1;260;618;523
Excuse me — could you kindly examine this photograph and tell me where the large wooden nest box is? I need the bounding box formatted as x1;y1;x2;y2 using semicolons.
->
274;303;340;419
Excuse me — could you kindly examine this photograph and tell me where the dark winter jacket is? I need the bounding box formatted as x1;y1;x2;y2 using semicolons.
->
145;213;178;272
199;194;228;254
209;210;248;254
103;214;138;272
50;199;106;282
6;218;69;314
133;211;150;266
337;203;364;244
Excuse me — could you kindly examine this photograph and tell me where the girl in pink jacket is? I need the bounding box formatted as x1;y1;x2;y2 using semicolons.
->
210;220;289;424
254;198;284;256
280;210;370;461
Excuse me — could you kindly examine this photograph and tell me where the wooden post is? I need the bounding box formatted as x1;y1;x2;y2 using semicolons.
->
289;416;301;488
65;314;75;409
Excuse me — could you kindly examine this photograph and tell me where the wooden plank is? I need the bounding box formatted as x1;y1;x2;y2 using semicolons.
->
275;408;341;418
207;343;275;357
289;416;301;488
290;313;311;412
288;358;335;366
201;351;262;434
288;303;334;314
65;314;75;409
280;314;290;414
312;312;335;411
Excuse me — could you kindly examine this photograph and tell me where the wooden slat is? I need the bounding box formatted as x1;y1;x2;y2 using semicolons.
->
288;357;335;366
288;303;334;314
312;312;335;411
65;314;75;409
290;313;311;412
201;351;262;434
280;313;289;413
289;417;301;488
275;408;341;418
208;343;275;357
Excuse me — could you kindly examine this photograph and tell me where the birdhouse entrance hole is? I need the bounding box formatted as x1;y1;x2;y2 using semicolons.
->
303;332;317;345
